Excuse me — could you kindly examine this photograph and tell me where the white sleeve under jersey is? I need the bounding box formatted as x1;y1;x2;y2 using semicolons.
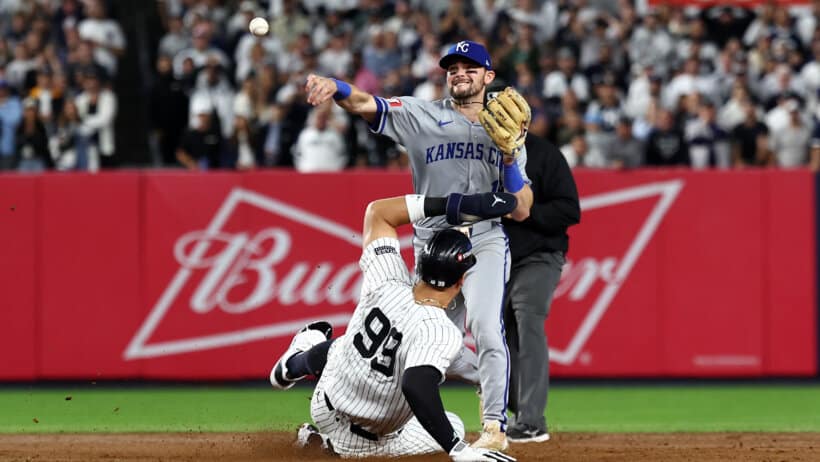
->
359;237;413;299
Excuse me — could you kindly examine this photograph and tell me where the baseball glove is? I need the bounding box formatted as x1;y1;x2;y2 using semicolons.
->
478;87;531;159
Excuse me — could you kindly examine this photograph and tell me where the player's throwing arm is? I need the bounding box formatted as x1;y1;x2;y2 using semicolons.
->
305;74;378;124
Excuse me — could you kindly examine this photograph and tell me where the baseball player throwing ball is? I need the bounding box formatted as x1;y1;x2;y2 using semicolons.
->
270;191;518;461
305;40;533;451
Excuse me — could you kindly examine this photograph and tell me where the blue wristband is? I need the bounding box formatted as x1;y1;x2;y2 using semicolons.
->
503;162;525;193
332;79;352;100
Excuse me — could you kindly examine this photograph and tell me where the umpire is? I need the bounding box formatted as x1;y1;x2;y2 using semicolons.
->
502;131;580;443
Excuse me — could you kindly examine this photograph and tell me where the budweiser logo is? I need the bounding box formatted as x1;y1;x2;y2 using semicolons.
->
548;179;683;365
124;188;412;360
173;228;363;312
125;180;683;363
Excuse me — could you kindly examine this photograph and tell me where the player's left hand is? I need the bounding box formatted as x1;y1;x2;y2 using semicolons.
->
478;87;531;160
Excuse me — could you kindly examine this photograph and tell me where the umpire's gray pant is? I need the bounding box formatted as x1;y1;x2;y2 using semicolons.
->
504;249;564;431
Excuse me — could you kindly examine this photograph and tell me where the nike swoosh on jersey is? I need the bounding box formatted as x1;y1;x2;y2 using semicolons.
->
438;120;454;127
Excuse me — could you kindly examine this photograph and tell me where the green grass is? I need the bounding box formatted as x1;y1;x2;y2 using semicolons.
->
1;384;819;433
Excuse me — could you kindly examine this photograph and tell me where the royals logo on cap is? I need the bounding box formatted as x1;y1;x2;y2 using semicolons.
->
439;40;492;70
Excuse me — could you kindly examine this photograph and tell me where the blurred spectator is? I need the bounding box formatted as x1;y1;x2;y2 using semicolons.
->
49;99;83;171
730;101;770;168
28;69;54;126
318;33;353;79
760;63;807;107
176;98;223;170
796;1;819;47
742;3;776;48
77;0;126;77
625;68;662;121
362;29;402;79
227;0;262;44
629;10;674;79
268;0;311;49
15;98;51;172
543;47;590;103
235;25;283;81
555;109;583;148
473;0;506;37
292;102;348;173
583;71;624;166
173;23;229;77
75;69;117;169
498;24;540;83
411;33;440;81
228;113;259;170
718;81;754;130
559;131;587;169
190;56;235;139
149;55;189;166
769;100;811;168
158;15;190;59
646;109;689;166
606;116;644;169
413;68;447;100
685;101;730;169
437;0;475;46
508;0;559;44
6;42;36;91
0;80;22;171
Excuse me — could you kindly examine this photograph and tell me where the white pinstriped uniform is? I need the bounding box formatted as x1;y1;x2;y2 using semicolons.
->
310;237;466;458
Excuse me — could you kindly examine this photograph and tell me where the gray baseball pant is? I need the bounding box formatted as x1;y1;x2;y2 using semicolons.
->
504;249;564;431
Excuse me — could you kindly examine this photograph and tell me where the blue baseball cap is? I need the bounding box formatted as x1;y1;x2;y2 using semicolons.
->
439;40;492;70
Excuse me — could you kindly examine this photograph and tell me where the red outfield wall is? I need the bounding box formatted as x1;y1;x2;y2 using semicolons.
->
0;169;815;380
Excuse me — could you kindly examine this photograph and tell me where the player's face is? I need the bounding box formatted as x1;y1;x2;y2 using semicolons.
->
446;61;491;99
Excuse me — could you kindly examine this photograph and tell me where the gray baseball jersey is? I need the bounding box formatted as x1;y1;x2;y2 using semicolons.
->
310;237;465;457
370;95;525;428
371;96;530;230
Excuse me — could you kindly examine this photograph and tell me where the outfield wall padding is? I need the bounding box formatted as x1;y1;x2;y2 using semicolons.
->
0;169;815;380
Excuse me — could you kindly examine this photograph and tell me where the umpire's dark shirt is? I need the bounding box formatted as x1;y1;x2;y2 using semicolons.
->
503;134;581;262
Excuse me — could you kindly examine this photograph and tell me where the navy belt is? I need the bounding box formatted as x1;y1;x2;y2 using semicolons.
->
323;393;379;441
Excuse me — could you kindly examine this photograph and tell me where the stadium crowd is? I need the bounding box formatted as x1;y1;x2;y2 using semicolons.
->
0;0;123;172
0;0;819;173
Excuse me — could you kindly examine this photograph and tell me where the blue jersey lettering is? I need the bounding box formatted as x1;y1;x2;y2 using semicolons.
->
446;143;456;159
434;144;445;161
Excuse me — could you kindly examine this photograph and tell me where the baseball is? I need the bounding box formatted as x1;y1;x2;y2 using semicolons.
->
249;17;269;36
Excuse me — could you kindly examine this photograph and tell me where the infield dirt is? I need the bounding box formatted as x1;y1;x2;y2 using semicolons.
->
1;432;819;461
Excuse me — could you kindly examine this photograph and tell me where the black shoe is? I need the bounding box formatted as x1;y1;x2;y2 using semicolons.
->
506;423;550;443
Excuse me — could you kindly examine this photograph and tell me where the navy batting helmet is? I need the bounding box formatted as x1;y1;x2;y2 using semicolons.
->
418;229;477;289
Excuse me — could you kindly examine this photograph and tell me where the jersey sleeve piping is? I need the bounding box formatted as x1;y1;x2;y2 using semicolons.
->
369;96;388;135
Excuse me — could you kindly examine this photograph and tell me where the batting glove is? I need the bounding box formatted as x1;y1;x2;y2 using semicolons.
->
449;439;516;462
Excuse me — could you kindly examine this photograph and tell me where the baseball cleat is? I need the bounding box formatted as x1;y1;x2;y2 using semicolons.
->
506;423;550;443
471;419;509;452
270;321;333;390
